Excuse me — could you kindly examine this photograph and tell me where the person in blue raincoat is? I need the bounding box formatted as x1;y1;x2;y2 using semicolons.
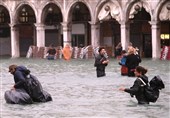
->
9;65;30;90
8;65;52;103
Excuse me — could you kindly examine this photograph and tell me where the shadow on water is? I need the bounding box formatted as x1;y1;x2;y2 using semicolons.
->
0;57;170;118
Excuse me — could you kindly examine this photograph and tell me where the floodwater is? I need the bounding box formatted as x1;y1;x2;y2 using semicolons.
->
0;57;170;118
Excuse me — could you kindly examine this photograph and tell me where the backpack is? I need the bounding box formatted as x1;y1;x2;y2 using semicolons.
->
24;75;52;102
138;75;165;102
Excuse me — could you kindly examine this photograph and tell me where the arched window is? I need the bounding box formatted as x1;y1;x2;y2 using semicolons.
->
0;11;5;23
19;8;29;23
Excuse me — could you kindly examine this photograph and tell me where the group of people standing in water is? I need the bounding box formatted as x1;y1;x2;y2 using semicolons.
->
46;44;72;60
6;43;163;105
94;44;141;78
94;45;153;104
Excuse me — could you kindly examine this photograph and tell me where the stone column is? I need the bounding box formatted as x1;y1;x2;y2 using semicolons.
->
90;22;100;47
61;22;72;47
35;23;45;47
84;22;88;46
120;21;130;50
150;21;161;59
10;24;20;58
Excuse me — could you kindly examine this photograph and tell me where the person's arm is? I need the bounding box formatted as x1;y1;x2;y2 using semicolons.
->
53;49;56;54
94;56;102;67
124;80;140;95
137;55;141;63
13;71;26;88
102;58;109;66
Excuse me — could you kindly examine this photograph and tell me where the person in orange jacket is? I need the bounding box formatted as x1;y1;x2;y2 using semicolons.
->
62;44;72;60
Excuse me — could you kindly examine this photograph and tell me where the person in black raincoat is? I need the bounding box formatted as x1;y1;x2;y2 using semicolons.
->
94;47;109;77
125;47;141;77
119;66;149;104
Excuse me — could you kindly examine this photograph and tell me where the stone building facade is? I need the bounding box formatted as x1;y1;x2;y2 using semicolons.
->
0;0;170;58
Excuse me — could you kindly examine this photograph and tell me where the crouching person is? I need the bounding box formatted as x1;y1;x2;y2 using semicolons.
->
119;66;149;104
5;65;52;104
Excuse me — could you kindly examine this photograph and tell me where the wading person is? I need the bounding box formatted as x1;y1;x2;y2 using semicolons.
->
62;43;72;60
119;66;149;104
115;42;122;59
9;65;30;90
5;65;52;104
119;50;128;76
46;44;56;60
125;47;141;77
94;47;109;77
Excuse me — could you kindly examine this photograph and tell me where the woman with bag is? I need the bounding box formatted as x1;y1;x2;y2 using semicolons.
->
119;66;149;104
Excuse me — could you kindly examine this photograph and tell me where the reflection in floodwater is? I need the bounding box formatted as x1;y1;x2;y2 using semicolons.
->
0;58;170;118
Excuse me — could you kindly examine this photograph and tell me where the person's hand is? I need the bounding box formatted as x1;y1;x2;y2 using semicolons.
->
102;61;106;64
11;86;15;90
119;87;125;91
102;60;109;64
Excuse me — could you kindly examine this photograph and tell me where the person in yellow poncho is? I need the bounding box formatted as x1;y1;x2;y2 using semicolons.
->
62;44;72;60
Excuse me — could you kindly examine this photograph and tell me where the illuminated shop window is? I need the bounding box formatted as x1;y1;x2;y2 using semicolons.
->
161;34;170;40
19;8;29;23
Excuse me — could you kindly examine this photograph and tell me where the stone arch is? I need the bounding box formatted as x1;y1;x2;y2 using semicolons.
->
156;0;170;21
0;4;10;23
0;4;11;56
66;0;92;22
41;1;63;24
125;0;152;21
95;0;122;23
13;2;37;24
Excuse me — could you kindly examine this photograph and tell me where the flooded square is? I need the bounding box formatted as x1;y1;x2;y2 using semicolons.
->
0;58;170;118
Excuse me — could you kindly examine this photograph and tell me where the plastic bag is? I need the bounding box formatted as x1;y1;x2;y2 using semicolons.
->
4;89;33;104
25;75;52;102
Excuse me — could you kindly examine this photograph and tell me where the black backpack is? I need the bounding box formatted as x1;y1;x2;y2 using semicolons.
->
139;75;165;102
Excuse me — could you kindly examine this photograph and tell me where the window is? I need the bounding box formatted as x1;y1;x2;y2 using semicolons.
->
19;8;29;23
0;11;5;23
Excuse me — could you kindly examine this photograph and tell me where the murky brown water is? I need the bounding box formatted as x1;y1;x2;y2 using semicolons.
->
0;57;170;118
